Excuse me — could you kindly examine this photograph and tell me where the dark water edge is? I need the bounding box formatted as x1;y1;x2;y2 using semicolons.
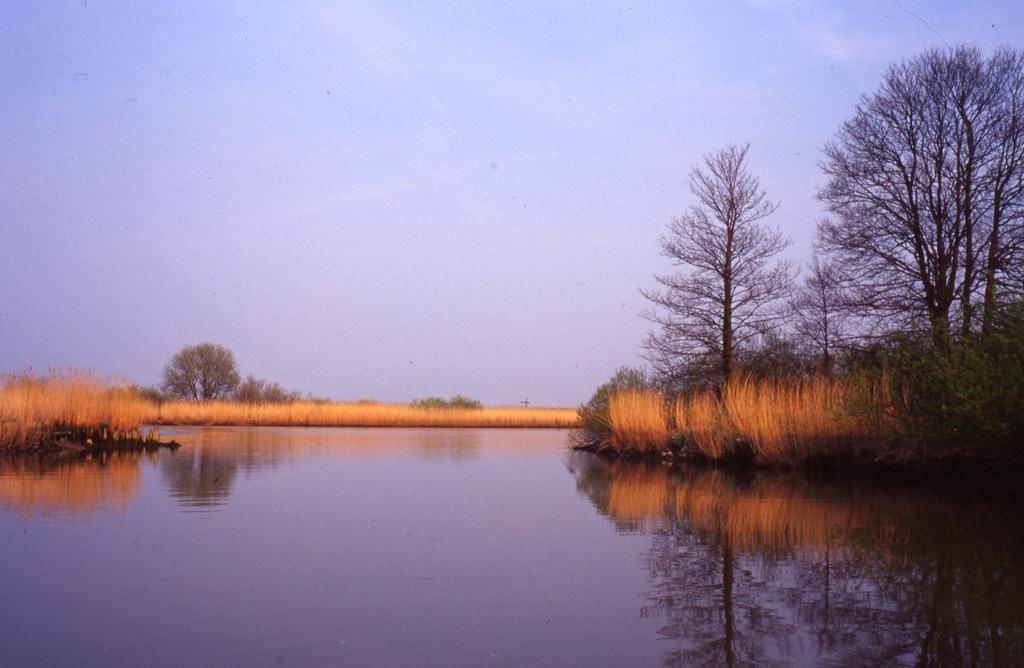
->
1;426;1022;666
568;453;1024;667
0;428;181;455
572;438;1024;482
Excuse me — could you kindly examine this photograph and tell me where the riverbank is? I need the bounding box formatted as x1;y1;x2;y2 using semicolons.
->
573;379;1023;475
150;400;576;429
0;373;577;451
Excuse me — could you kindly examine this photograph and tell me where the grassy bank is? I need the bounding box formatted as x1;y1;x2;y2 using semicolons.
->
151;400;577;428
581;377;905;468
0;373;155;449
1;372;577;450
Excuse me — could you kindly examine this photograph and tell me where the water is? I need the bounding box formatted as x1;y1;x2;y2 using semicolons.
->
1;427;1021;667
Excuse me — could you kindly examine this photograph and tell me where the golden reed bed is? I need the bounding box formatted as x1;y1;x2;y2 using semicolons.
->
0;374;152;449
152;400;576;429
604;378;892;466
0;373;577;449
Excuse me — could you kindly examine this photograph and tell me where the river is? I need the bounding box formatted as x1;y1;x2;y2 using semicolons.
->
1;427;1021;666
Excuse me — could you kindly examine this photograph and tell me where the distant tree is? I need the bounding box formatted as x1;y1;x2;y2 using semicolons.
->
447;394;483;409
819;45;1024;344
642;144;793;386
235;376;267;403
234;375;300;404
161;343;240;401
735;331;814;380
133;385;170;405
789;253;851;374
411;395;484;409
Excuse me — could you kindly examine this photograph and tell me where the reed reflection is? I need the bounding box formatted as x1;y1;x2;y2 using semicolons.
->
0;451;145;519
568;454;1024;667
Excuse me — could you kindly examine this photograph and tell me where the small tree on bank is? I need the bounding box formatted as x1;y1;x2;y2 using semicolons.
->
162;342;240;401
235;375;300;403
642;144;793;387
789;252;851;374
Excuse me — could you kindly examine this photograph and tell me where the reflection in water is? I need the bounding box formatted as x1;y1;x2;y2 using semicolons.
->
161;448;238;511
1;430;1022;665
0;451;146;518
0;427;490;517
159;427;485;509
568;454;1024;667
411;429;482;462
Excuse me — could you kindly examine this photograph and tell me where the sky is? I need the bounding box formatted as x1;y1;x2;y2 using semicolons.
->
2;1;1022;406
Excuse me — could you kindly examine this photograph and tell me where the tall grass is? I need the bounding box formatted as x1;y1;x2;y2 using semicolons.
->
717;377;878;465
1;372;577;449
607;390;671;453
0;372;152;449
598;376;889;466
151;400;577;429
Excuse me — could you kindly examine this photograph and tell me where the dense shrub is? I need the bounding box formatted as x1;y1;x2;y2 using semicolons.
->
411;395;484;409
872;304;1024;458
234;375;301;404
133;385;170;405
573;367;650;447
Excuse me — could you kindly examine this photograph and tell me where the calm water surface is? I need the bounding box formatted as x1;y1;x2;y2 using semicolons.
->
1;427;1022;666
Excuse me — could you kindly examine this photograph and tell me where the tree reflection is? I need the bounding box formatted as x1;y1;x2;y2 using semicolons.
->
160;447;238;509
567;453;1024;666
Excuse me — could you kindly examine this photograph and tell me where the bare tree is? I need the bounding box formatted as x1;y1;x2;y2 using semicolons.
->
789;252;850;374
235;375;300;403
162;342;241;401
981;48;1024;333
642;144;793;385
819;45;1024;345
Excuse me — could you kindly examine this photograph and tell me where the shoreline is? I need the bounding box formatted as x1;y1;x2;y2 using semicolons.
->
570;441;1024;480
146;421;575;429
0;427;181;455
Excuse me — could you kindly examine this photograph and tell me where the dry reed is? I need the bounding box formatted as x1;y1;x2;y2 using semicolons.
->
0;372;152;449
152;400;577;429
602;376;886;466
607;390;672;453
673;391;729;459
719;377;874;465
1;372;577;450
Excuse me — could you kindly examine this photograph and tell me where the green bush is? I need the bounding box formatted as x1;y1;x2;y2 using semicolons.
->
573;366;649;447
234;375;302;404
133;385;169;405
411;395;483;410
855;303;1024;460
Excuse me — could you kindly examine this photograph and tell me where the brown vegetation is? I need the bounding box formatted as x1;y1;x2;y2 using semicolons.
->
151;399;577;429
0;372;153;449
593;377;893;466
606;390;672;454
0;372;577;450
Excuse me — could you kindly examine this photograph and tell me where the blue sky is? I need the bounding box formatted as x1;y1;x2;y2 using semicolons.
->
2;1;1022;405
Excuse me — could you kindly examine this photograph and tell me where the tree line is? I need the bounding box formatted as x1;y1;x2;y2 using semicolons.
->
148;342;485;408
636;45;1024;451
143;342;302;404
